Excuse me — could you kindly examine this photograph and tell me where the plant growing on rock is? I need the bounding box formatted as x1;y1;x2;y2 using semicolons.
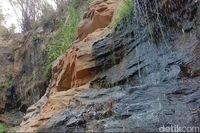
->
47;5;81;65
44;0;94;77
0;75;13;90
112;0;134;28
0;123;7;133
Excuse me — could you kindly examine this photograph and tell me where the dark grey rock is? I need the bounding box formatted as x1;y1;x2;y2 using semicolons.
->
38;0;200;132
196;31;200;40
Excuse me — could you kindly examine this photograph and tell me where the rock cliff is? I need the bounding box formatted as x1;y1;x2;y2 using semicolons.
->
0;32;49;126
16;0;200;132
13;32;49;109
0;35;18;113
50;0;120;93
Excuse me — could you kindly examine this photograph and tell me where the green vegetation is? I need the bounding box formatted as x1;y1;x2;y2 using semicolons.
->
47;0;94;64
47;6;81;64
43;0;94;77
43;5;81;77
0;123;7;133
33;34;42;45
0;82;10;90
112;0;134;28
0;75;13;90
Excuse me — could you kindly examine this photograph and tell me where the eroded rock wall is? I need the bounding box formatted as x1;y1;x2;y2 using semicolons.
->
18;0;200;132
13;32;49;109
0;32;49;126
50;0;121;93
77;0;119;40
0;35;19;113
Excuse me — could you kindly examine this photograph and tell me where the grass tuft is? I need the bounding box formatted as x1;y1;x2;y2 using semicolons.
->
47;6;81;64
43;0;94;78
0;123;7;133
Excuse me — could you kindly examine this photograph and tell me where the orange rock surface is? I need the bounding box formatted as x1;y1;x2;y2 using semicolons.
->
50;0;120;93
50;28;108;93
77;0;119;40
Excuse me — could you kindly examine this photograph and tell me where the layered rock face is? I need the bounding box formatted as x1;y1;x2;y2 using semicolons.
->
51;31;103;92
50;0;120;93
18;0;200;132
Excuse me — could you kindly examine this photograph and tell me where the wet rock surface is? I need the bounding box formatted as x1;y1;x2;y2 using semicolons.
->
37;79;200;132
18;0;200;132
